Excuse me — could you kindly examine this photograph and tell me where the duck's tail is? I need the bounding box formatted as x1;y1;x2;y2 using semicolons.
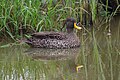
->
25;38;33;46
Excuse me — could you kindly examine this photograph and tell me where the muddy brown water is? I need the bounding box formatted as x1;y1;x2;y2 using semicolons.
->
0;16;120;80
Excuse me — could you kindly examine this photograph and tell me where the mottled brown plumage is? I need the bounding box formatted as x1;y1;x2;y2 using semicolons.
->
26;18;82;49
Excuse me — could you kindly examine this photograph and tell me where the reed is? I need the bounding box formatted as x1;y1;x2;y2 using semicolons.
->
0;0;118;41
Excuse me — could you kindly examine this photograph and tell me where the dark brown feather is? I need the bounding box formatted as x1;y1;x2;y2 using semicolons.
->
32;32;66;40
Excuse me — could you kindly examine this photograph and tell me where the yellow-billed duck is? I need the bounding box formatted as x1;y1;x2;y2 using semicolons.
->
26;18;82;49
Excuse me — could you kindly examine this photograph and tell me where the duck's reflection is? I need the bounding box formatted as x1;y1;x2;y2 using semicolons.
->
25;48;80;60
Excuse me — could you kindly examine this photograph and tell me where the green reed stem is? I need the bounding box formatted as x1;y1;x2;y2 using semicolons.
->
92;29;105;80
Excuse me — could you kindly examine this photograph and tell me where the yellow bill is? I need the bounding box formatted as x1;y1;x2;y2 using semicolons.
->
74;23;82;30
76;65;83;72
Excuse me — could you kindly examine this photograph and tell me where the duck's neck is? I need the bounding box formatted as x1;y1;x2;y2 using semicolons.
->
67;28;74;33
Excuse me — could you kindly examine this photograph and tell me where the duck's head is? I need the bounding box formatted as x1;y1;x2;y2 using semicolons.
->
63;18;82;33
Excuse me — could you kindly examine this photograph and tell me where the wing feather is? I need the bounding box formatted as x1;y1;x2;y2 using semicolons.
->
32;32;66;40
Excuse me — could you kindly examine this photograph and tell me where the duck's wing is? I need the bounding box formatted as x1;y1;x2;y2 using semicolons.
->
32;32;67;40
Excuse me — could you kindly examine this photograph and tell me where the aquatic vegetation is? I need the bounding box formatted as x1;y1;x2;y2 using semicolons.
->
0;0;119;41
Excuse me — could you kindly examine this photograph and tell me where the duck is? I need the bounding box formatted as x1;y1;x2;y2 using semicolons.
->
25;18;82;49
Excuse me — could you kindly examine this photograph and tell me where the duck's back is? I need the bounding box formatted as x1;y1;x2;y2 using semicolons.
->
32;32;66;40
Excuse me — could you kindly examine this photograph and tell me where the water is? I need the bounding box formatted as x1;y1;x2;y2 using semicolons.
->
0;16;120;80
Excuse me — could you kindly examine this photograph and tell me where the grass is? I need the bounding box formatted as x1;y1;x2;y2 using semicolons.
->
0;0;78;40
1;0;119;41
